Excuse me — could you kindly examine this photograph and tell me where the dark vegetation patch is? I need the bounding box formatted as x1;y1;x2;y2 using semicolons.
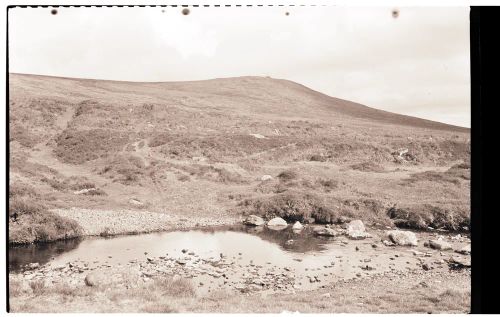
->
40;175;101;192
55;128;129;164
445;162;470;180
239;190;340;224
309;154;327;162
9;124;40;148
387;204;469;231
239;190;391;225
100;155;146;185
168;163;246;184
405;163;470;186
149;132;170;147
350;161;386;173
158;134;293;162
9;183;83;244
10;156;59;178
277;169;298;182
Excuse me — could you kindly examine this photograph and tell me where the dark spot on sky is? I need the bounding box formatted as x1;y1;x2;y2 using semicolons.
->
392;9;399;18
182;8;190;16
161;9;165;13
51;9;58;15
285;12;290;16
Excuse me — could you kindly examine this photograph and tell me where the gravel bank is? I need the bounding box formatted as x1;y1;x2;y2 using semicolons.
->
51;207;239;237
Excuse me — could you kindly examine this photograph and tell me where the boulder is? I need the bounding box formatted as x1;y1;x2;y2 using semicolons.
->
428;239;452;250
347;220;365;232
261;175;273;181
243;215;265;226
84;272;100;287
447;256;471;269
455;244;471;255
346;220;371;239
386;230;418;246
313;227;341;237
267;217;287;227
292;221;304;230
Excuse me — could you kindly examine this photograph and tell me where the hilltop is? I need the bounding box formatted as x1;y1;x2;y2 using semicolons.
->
8;73;470;244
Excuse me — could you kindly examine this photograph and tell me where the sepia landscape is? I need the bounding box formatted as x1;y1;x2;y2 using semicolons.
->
8;72;470;313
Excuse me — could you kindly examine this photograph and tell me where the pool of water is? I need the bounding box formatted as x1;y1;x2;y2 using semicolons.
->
9;225;333;272
10;225;436;293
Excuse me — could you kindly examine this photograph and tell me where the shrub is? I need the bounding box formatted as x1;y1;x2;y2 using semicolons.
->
177;174;190;182
9;197;83;244
241;190;338;224
55;128;129;164
149;132;170;147
151;276;196;298
9;197;45;218
101;155;145;184
350;161;385;173
406;171;461;185
41;177;68;191
9;183;38;198
309;154;326;162
387;204;469;231
317;178;338;191
29;280;46;296
277;170;298;182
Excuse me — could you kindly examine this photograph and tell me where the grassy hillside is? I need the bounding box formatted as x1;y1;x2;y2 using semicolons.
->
8;73;470;243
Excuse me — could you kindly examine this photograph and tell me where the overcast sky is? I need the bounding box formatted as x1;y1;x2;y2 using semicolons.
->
9;6;470;127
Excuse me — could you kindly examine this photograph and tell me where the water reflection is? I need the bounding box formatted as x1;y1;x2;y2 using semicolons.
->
9;238;82;272
9;225;330;272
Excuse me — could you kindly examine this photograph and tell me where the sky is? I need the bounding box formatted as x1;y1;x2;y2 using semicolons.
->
8;6;470;127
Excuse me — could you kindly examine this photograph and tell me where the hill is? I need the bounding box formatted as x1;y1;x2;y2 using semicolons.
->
8;73;470;244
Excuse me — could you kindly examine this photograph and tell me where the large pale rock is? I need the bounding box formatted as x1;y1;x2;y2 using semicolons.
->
84;272;100;287
267;217;287;227
261;175;273;181
243;215;265;226
387;230;418;246
346;220;371;239
455;244;471;255
429;239;452;250
292;221;304;230
448;256;471;268
313;226;341;237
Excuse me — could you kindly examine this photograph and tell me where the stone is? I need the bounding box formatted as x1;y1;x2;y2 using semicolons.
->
27;262;39;269
243;215;265;226
292;221;304;230
382;240;395;247
313;227;340;237
321;293;331;298
129;198;144;206
447;256;471;269
249;133;266;139
267;217;288;227
455;244;471;255
428;239;452;251
386;230;418;246
412;250;425;256
261;175;273;181
84;272;99;287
